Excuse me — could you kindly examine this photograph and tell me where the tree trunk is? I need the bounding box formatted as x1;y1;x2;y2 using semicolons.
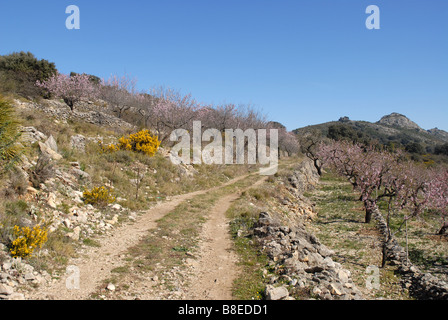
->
365;209;372;223
363;200;376;223
313;158;322;176
64;98;75;111
438;222;448;235
381;240;388;268
405;218;409;265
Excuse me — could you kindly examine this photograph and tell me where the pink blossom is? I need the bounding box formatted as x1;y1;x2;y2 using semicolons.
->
36;73;98;110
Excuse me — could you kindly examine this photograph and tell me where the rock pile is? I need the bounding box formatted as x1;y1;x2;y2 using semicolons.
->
248;159;363;300
0;245;51;300
254;212;363;300
20;126;48;144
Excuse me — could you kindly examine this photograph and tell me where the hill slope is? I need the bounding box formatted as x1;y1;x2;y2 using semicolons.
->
293;113;448;153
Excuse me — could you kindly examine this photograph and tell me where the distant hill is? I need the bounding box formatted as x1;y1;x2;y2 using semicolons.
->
267;121;286;129
293;113;448;155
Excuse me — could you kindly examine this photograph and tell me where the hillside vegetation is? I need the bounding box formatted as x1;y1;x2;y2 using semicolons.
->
294;114;448;165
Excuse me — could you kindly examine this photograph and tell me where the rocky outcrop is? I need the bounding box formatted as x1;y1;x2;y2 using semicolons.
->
287;158;320;195
428;128;448;142
14;99;135;129
0;246;51;300
20;126;48;144
377;113;424;132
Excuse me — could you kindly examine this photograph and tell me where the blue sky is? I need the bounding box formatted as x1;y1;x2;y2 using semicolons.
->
1;0;447;131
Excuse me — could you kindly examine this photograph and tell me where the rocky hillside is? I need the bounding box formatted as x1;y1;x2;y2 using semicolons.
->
294;113;448;156
0;97;254;300
428;127;448;142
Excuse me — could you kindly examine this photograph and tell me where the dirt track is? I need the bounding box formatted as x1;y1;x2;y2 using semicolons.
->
28;173;262;300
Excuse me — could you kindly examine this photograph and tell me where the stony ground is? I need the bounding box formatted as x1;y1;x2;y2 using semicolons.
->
21;173;263;300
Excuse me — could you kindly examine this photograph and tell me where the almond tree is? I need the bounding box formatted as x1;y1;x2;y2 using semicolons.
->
136;93;158;128
278;129;299;156
317;140;365;188
203;104;238;132
318;139;448;267
234;104;267;131
394;162;431;222
36;73;98;111
149;86;205;143
427;168;448;234
357;149;403;223
200;103;267;132
299;130;327;176
380;160;430;265
318;140;401;223
100;74;144;119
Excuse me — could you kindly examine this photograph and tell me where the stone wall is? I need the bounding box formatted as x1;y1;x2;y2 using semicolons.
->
253;159;364;300
14;99;135;130
263;158;448;300
372;209;448;300
254;212;364;300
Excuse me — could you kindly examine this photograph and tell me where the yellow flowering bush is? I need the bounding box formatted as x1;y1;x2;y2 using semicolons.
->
99;142;120;153
10;225;48;258
83;186;116;207
100;129;160;156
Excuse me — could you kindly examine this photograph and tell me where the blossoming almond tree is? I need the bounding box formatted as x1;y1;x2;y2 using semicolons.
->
317;138;448;267
100;74;144;119
318;140;402;223
317;140;365;189
36;73;98;111
427;168;448;234
298;130;326;176
149;86;206;143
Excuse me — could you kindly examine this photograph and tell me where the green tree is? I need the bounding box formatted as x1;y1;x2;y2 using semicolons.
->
405;142;425;155
327;124;369;144
0;51;57;97
435;143;448;156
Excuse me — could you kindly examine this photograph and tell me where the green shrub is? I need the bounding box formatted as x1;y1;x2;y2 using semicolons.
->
0;200;30;246
0;95;22;173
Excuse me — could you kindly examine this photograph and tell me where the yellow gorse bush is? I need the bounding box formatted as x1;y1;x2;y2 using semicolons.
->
100;142;120;153
10;225;48;258
83;186;116;206
100;129;160;156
